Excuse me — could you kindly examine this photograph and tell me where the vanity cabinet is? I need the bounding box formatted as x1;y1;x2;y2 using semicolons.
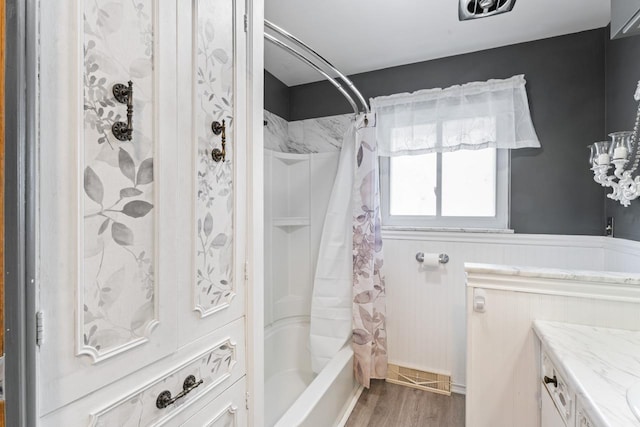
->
611;0;640;39
541;352;575;427
37;0;249;425
577;400;595;427
541;386;568;427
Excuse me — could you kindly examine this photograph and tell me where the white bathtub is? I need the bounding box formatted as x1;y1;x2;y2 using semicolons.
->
265;318;360;427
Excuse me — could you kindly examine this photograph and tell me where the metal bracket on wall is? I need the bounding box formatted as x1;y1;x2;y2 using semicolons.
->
606;217;614;237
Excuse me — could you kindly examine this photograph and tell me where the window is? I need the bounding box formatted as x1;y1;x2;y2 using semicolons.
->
380;148;509;229
373;75;539;230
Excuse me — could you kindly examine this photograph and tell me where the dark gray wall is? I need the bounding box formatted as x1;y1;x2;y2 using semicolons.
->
285;29;607;235
264;70;290;121
605;29;640;241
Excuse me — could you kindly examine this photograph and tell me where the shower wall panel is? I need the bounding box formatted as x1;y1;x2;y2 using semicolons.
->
263;109;350;154
263;110;346;326
264;151;339;326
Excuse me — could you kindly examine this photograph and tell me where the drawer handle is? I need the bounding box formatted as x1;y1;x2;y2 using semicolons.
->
156;375;204;409
544;375;558;388
112;81;134;141
211;120;227;162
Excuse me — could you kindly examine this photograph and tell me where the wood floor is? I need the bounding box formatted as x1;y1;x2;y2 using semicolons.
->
345;380;465;427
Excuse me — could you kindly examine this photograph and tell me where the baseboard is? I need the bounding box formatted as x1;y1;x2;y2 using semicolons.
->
451;383;466;395
336;384;364;427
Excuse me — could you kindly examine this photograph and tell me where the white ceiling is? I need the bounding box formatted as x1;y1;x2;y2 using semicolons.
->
264;0;611;86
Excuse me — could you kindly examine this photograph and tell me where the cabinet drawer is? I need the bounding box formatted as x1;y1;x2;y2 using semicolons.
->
41;318;245;427
542;352;574;426
577;399;595;427
180;378;247;426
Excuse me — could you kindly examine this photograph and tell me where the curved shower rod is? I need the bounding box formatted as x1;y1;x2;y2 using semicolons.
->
264;33;358;115
264;20;370;115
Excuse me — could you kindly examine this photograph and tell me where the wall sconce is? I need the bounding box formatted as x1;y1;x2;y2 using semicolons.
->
589;81;640;207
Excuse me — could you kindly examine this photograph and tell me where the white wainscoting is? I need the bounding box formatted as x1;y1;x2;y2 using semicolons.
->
465;265;640;427
381;229;640;394
604;237;640;273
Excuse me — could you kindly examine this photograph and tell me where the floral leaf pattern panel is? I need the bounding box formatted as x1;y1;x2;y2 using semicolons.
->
81;0;156;360
195;0;235;315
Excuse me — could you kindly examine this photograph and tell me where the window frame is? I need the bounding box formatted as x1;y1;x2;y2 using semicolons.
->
379;149;511;230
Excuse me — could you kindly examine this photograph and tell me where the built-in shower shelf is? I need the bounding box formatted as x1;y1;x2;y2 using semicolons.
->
272;217;310;228
272;151;310;165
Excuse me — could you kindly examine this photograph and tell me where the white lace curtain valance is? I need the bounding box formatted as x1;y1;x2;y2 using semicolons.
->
370;74;541;157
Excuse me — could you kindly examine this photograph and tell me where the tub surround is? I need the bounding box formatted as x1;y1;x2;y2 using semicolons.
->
533;321;640;427
264;110;350;154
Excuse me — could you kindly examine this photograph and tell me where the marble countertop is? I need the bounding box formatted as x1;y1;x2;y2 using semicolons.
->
533;321;640;426
466;263;640;286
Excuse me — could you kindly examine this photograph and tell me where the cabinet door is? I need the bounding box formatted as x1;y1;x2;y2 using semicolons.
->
541;387;566;427
38;0;247;419
175;0;247;346
38;1;180;415
180;378;248;426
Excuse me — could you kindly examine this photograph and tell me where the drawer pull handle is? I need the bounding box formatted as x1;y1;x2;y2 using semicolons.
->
112;81;134;141
211;120;227;162
156;375;204;409
544;375;558;388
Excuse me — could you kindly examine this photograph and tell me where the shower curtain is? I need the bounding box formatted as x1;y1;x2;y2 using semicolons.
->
310;113;387;388
309;121;356;374
351;115;387;387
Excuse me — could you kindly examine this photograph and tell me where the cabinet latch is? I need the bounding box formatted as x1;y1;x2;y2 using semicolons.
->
36;311;44;347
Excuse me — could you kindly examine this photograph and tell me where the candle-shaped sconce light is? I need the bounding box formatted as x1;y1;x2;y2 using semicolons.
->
594;141;611;165
610;131;632;160
588;144;597;166
589;79;640;207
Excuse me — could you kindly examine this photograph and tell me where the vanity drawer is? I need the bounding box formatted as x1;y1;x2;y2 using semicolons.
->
542;352;575;426
577;399;595;427
180;378;247;426
40;318;246;427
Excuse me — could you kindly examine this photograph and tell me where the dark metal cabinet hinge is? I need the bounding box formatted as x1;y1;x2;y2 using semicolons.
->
243;14;248;33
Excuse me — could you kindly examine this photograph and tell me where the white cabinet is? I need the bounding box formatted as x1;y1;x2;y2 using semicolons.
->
37;0;248;425
181;378;248;427
576;400;595;427
540;352;600;427
541;386;567;427
541;353;574;427
540;352;576;427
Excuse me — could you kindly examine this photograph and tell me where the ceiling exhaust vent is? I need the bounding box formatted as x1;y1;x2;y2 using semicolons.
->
459;0;516;21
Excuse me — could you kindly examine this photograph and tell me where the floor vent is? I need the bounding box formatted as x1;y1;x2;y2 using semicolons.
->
386;364;451;396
